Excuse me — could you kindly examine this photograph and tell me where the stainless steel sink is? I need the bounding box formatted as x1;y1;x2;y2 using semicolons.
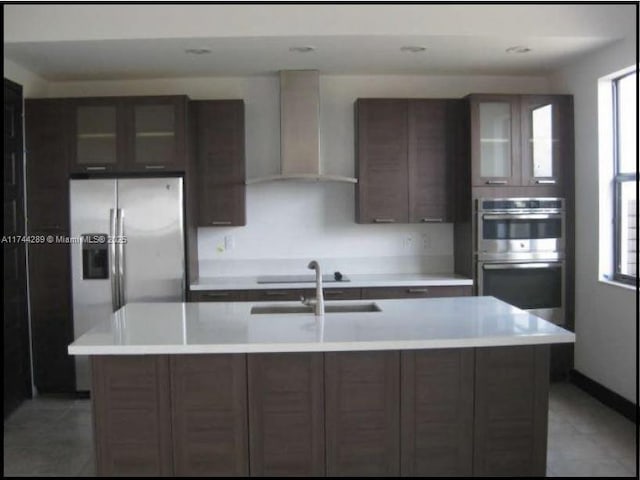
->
250;302;382;315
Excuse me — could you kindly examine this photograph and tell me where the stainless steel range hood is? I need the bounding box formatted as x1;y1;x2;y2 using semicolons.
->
246;70;357;184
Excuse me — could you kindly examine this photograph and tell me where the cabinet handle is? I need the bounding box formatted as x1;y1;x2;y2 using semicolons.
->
485;180;508;185
535;179;557;184
265;291;288;296
144;165;166;170
85;166;106;171
421;218;443;223
374;218;396;223
211;221;232;226
202;292;230;297
407;288;428;294
325;290;344;295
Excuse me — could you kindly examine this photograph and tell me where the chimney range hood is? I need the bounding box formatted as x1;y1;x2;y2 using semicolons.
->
246;70;357;184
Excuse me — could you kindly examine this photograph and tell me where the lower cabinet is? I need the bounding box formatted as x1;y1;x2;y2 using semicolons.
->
473;345;550;476
170;355;248;476
325;351;400;476
401;349;474;476
90;346;550;477
248;353;325;475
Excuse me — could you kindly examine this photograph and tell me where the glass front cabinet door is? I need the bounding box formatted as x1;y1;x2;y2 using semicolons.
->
470;95;521;187
128;96;187;171
521;95;569;187
72;100;122;173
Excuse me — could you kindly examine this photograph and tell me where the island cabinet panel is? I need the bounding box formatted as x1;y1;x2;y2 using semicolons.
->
248;353;325;476
473;345;550;477
91;355;173;476
400;349;474;476
170;355;248;476
325;351;400;476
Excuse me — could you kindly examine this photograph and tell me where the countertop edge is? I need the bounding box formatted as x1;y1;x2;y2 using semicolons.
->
68;333;575;356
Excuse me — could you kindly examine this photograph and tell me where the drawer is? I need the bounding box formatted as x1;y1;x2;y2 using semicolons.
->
247;289;314;302
361;285;472;299
189;290;248;302
323;288;362;301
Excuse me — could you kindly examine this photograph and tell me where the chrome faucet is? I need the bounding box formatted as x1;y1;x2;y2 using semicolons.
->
303;260;325;316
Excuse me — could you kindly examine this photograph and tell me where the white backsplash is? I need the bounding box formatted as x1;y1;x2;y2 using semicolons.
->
197;182;454;278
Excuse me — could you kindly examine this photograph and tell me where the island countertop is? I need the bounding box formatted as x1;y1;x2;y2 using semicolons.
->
68;296;575;355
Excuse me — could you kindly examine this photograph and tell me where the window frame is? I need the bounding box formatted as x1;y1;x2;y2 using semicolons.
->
612;70;638;286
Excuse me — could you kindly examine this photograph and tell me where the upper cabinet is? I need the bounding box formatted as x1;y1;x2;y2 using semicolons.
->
192;100;246;227
70;96;187;173
469;94;572;189
355;98;459;224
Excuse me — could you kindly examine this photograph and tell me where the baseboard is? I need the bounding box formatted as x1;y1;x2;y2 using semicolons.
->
569;369;637;422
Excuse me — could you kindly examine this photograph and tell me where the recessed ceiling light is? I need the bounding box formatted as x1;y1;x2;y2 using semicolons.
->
184;48;211;55
289;46;316;53
400;46;427;53
505;46;532;54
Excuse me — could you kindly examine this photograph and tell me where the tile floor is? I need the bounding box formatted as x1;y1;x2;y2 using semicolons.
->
3;381;637;477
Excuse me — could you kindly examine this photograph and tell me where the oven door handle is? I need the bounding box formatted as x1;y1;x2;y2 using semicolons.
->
483;262;562;270
482;213;563;220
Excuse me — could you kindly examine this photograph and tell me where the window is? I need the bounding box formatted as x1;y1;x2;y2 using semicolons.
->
613;71;637;285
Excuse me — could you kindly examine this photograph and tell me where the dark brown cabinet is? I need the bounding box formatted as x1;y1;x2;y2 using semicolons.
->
355;99;409;223
24;99;75;393
91;355;173;476
361;285;472;299
325;351;400;476
401;349;474;476
89;345;551;477
248;353;325;476
192;100;246;226
70;96;188;174
469;94;571;190
355;99;459;224
170;355;248;476
473;345;550;476
408;100;461;223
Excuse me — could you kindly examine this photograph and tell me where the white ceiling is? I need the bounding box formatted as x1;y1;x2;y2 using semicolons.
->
3;4;637;81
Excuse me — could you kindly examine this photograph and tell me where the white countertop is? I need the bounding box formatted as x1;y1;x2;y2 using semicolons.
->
190;273;473;291
68;296;574;355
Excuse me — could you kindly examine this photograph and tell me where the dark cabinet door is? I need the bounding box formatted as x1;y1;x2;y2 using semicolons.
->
170;355;248;476
24;99;75;393
401;349;474;476
470;94;521;187
248;353;325;476
325;351;400;476
473;345;550;476
193;100;246;226
521;95;571;188
356;99;409;224
408;100;459;223
91;355;173;476
125;96;187;172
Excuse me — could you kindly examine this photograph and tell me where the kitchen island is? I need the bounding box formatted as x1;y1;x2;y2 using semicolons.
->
68;296;574;477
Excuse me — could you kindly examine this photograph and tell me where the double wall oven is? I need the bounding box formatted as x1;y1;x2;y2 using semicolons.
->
476;198;566;326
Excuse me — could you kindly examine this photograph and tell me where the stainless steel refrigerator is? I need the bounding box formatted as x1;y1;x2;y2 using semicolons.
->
70;177;185;390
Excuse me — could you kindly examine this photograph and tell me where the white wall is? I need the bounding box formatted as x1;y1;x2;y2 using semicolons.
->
549;37;637;402
45;73;549;276
4;58;48;96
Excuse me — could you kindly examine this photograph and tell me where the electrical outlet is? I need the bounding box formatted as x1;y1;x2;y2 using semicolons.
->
422;233;430;251
403;235;413;250
224;235;234;250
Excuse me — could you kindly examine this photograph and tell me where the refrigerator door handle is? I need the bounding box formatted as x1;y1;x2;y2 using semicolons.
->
109;208;120;311
117;208;126;307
